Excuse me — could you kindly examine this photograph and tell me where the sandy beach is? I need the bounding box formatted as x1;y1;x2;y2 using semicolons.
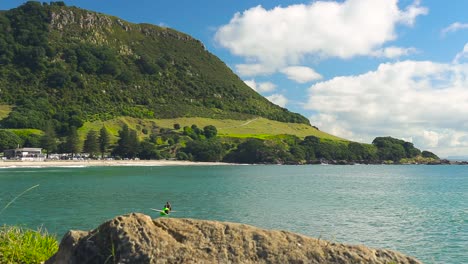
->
0;159;233;168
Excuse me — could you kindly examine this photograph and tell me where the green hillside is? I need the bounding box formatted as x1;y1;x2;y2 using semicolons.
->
79;116;344;142
0;1;309;136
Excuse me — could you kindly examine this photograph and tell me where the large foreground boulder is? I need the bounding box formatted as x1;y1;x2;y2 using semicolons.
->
46;213;421;264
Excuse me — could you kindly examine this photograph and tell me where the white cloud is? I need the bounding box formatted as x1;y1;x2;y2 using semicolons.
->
372;46;417;59
281;66;323;83
215;0;427;76
236;64;274;76
309;114;355;140
305;60;468;157
266;94;288;107
397;0;428;26
244;79;276;92
453;43;468;63
420;130;439;148
258;82;276;92
244;80;257;90
442;22;468;36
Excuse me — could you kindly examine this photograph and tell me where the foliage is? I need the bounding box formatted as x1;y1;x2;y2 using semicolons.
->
112;125;140;158
224;138;279;164
0;130;22;152
183;139;225;162
83;129;99;157
99;126;110;157
63;126;81;156
203;125;217;139
372;137;421;162
138;140;161;160
422;150;439;159
0;225;58;264
40;123;57;157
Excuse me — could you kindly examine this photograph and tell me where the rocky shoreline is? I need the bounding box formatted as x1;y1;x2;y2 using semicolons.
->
46;213;422;264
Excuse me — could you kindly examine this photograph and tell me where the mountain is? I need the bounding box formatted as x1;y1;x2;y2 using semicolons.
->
0;1;309;135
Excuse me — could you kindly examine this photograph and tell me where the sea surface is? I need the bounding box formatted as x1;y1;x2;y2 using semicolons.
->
0;165;466;263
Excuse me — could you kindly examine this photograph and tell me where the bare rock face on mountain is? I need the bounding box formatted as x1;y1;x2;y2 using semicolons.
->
46;213;422;264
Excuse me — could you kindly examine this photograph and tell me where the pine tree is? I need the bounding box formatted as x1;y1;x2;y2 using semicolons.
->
65;126;81;158
99;126;110;158
83;130;99;158
40;123;57;159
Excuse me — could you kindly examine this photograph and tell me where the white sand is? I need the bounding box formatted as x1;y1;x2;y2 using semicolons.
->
0;159;233;168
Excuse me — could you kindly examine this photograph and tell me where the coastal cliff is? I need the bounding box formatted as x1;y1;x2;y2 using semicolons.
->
46;213;421;264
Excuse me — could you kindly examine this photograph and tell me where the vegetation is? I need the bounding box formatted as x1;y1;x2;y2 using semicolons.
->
0;225;58;264
78;117;342;142
0;118;439;164
0;1;309;137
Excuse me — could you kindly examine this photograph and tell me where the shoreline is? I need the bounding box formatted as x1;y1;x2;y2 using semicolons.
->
0;159;234;168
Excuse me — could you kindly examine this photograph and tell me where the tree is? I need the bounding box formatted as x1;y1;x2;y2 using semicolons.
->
183;139;225;162
422;150;439;159
173;123;181;130
98;126;110;158
64;126;81;158
83;130;99;158
138;140;161;160
0;130;22;152
47;70;69;88
372;137;415;162
223;138;276;164
203;125;217;139
40;123;57;158
113;125;139;158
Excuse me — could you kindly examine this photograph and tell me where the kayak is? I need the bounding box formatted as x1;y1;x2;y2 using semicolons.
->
150;208;172;216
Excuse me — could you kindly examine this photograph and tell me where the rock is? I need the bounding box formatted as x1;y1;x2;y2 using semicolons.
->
46;213;422;264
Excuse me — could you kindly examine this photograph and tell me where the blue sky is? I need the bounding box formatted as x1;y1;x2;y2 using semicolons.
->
2;0;468;157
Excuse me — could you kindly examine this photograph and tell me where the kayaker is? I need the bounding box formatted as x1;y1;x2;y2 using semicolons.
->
163;201;171;214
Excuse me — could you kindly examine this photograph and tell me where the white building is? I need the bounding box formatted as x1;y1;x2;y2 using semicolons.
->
3;148;45;161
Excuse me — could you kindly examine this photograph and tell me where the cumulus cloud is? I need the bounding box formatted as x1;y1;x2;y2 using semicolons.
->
305;60;468;157
244;79;276;92
281;66;323;83
442;22;468;36
215;0;427;76
266;94;288;107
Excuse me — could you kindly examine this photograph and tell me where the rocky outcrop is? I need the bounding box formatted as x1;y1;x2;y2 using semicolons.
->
46;213;422;264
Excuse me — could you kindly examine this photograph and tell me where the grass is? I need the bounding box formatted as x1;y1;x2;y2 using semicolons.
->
80;116;347;142
0;185;58;264
0;105;12;121
0;225;58;263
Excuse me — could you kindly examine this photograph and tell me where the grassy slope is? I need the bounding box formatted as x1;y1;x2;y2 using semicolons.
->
1;105;346;143
80;117;346;143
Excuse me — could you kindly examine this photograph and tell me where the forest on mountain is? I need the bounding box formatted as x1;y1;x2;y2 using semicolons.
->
0;1;308;136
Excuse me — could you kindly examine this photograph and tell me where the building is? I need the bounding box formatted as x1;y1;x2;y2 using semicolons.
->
3;148;45;161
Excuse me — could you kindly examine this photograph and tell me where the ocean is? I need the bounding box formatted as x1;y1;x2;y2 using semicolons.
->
0;165;466;263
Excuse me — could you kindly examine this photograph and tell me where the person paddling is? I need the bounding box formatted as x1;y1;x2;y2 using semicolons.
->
161;201;172;215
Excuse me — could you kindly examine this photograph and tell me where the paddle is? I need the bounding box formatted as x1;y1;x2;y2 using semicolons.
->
150;208;177;213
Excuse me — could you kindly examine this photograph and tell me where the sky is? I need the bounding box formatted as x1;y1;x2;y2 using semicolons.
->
1;0;468;158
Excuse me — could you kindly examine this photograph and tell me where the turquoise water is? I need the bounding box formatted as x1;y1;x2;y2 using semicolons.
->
0;165;466;263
